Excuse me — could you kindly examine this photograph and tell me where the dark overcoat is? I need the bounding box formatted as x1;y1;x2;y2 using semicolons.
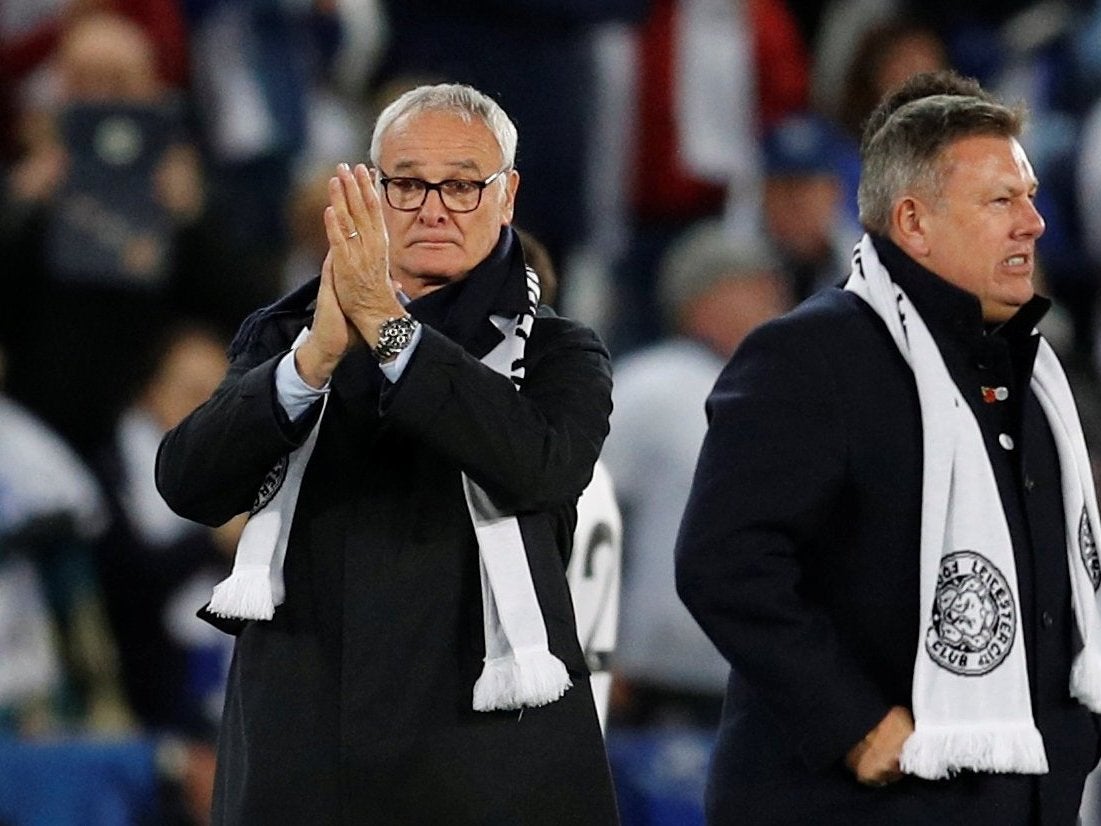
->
675;237;1101;826
156;234;619;825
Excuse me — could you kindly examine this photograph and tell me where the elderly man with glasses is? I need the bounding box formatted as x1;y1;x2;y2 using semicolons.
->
156;83;618;825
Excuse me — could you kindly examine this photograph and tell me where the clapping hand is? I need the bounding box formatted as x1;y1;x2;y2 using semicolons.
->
323;163;405;349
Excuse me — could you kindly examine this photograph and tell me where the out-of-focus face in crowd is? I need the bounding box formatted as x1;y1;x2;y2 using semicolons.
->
141;329;228;432
57;14;160;104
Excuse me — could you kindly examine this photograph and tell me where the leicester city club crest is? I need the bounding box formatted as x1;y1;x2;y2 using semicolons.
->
250;455;288;515
925;551;1016;676
1080;507;1101;591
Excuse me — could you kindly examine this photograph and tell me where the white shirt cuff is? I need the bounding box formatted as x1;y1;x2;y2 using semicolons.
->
378;323;423;383
275;348;328;421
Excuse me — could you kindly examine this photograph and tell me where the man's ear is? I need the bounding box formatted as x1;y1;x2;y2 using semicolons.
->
501;169;519;225
890;195;932;258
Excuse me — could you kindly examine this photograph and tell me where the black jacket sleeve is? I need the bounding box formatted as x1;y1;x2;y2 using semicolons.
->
380;313;613;512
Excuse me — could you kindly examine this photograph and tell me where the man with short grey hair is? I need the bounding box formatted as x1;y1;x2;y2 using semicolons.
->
676;71;1101;824
157;83;619;824
602;220;792;726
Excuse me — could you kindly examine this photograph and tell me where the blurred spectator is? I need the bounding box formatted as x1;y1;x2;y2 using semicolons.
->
516;225;622;730
0;385;129;736
810;0;902;132
515;225;560;305
185;0;310;249
571;0;809;356
837;18;948;143
185;0;367;274
568;459;622;733
0;0;189;165
1079;102;1101;341
761;111;859;300
179;0;377;339
991;2;1098;360
1;345;211;826
0;12;204;459
92;322;237;739
601;220;793;728
281;162;334;293
832;17;950;220
0;362;226;825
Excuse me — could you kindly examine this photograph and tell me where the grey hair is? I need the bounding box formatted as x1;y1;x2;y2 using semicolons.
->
369;83;518;169
658;220;782;330
857;93;1023;234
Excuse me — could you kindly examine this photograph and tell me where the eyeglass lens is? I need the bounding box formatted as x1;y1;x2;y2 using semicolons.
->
385;178;485;212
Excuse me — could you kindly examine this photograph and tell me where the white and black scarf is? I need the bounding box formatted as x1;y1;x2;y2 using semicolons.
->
846;233;1101;779
207;234;571;712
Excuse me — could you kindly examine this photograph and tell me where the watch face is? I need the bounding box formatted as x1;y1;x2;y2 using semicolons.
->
375;315;418;360
384;320;413;347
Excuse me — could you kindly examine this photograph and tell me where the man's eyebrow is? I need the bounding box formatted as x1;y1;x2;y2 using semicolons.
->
1000;179;1040;196
389;159;483;175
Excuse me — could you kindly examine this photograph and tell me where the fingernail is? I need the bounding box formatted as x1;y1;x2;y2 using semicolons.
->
339;162;350;173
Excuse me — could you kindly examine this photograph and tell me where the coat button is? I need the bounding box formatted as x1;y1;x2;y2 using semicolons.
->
1024;476;1036;491
999;433;1015;450
1042;610;1054;629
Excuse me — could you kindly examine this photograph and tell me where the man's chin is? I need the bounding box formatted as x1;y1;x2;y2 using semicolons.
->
983;295;1032;324
403;272;462;299
394;251;471;297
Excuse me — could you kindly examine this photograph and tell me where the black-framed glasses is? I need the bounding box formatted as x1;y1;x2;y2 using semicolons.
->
376;168;509;213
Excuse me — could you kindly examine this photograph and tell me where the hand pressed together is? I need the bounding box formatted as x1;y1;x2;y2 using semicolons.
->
296;163;405;387
325;163;405;346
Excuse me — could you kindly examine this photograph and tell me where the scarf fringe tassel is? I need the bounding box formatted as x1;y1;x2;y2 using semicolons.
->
900;725;1049;780
208;565;275;620
473;649;572;711
1071;647;1101;711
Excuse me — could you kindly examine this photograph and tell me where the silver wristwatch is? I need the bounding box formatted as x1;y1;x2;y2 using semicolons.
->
372;314;420;362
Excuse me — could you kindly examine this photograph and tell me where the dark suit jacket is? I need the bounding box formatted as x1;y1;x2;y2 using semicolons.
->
675;237;1101;826
156;236;618;825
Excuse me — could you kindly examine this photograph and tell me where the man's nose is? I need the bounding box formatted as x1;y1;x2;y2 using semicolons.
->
1017;197;1045;239
417;188;449;222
